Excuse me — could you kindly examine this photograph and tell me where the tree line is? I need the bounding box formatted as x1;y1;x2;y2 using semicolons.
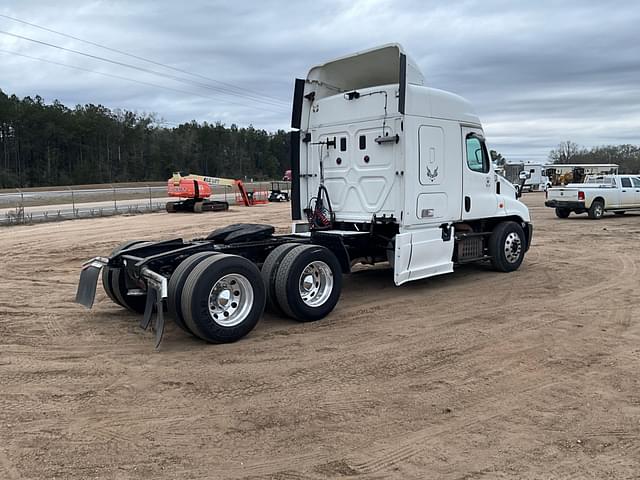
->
548;141;640;172
0;90;291;188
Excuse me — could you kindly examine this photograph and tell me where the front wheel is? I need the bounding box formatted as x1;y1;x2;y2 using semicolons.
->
275;245;342;322
588;200;604;219
555;208;571;219
489;222;526;272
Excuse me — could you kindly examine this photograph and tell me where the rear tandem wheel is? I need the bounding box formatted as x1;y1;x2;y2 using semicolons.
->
167;251;218;335
101;240;149;313
181;254;266;343
274;245;342;322
261;242;300;313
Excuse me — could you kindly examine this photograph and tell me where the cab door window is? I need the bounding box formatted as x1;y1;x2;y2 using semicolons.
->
465;135;490;173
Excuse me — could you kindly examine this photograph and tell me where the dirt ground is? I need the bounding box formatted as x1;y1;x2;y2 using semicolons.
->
1;195;639;480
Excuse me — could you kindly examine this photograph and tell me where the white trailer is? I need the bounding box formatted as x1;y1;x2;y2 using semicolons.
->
76;44;533;346
543;163;619;188
504;162;548;192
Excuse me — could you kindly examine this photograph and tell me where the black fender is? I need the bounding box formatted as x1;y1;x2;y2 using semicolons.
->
309;232;351;273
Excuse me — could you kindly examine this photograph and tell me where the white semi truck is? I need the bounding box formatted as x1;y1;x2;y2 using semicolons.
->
76;44;533;346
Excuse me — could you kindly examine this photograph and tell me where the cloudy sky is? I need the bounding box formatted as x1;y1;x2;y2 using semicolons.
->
1;0;639;161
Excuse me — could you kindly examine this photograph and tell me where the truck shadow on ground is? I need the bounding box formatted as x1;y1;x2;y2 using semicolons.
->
554;212;640;221
156;261;502;351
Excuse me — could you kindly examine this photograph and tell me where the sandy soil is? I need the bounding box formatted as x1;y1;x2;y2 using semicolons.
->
1;195;639;479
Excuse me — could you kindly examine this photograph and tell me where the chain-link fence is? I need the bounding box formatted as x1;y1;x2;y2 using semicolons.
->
0;184;238;226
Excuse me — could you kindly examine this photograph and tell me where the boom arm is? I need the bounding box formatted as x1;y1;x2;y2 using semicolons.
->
170;172;237;188
168;172;252;207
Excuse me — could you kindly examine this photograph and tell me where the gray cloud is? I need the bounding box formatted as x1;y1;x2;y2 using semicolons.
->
1;0;639;161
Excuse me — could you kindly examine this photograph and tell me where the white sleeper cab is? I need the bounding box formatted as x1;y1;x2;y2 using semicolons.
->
291;44;532;284
76;44;533;346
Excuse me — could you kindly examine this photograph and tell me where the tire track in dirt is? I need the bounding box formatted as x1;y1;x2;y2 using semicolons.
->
218;341;562;478
86;425;144;448
257;271;611;400
227;453;335;479
223;290;635;478
242;471;322;480
340;323;639;476
225;375;562;478
195;266;623;412
44;315;66;337
345;381;562;475
60;411;177;450
0;448;21;480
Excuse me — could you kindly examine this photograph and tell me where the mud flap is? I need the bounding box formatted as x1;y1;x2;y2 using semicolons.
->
140;268;168;349
75;257;109;308
140;288;166;350
154;306;165;350
140;289;156;331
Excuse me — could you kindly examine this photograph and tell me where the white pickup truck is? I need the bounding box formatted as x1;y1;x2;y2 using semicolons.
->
545;174;640;219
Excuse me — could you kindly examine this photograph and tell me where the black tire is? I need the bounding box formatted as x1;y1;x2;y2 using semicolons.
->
555;208;571;219
275;245;342;322
261;243;300;313
489;222;526;273
588;200;604;219
181;254;265;343
167;252;218;334
101;240;147;310
614;211;625;215
110;266;149;314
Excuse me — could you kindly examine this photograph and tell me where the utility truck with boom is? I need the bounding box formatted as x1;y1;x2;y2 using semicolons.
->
75;44;533;347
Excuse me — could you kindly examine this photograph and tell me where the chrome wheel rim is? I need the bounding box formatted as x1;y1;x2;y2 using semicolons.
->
595;204;603;216
504;232;522;264
298;261;333;307
208;274;253;327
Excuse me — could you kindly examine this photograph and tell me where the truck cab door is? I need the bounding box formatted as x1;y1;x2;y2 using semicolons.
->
461;127;498;220
632;177;640;206
620;177;637;207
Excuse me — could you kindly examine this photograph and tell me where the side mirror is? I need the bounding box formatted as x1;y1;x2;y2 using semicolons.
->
516;171;531;199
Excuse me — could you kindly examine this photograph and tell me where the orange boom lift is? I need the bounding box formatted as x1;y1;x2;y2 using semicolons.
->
166;172;267;213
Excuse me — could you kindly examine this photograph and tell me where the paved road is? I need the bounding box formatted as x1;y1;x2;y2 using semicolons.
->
0;193;238;224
